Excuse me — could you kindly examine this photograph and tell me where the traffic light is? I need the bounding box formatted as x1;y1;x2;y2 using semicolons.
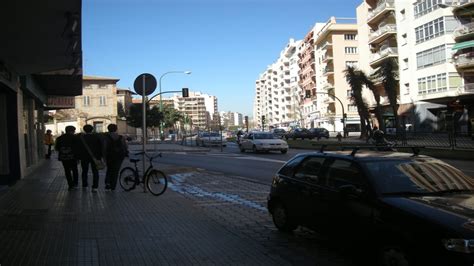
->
182;88;189;98
341;119;344;123
305;90;311;98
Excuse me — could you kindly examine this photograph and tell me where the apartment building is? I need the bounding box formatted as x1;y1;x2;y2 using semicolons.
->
313;17;360;132
116;88;134;117
358;0;470;133
449;0;474;134
254;39;302;130
220;111;243;128
172;91;218;130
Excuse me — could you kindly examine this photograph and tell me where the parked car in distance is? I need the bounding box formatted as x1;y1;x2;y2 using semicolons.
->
284;128;311;140
240;131;289;154
196;132;227;147
271;128;286;139
308;127;329;139
267;149;474;266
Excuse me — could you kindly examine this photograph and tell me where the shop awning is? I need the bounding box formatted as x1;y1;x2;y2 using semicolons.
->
452;40;474;51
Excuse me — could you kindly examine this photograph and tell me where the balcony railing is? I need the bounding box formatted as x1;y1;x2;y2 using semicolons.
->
465;82;474;92
368;0;395;21
369;24;396;43
370;46;398;65
453;53;474;69
454;22;474;39
323;67;334;75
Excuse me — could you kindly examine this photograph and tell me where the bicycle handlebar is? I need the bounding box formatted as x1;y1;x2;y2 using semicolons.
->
131;152;163;161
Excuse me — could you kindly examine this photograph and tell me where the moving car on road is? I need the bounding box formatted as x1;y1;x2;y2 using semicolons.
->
271;128;287;139
240;131;289;154
196;132;227;147
267;149;474;266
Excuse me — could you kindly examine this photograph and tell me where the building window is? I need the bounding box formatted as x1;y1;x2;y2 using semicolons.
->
99;96;106;106
345;61;358;68
345;47;358;54
418;73;451;95
415;17;457;44
416;44;446;69
344;34;356;40
414;0;442;18
83;96;90;107
348;104;358;112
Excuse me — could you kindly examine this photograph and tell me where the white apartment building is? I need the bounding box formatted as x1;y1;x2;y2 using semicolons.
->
254;39;302;130
357;0;468;133
171;91;218;130
220;111;243;128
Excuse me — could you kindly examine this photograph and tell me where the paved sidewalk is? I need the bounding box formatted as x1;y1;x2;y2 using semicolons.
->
0;160;288;265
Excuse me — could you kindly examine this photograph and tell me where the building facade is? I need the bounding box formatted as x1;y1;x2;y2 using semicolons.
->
313;17;360;132
254;39;303;130
357;0;471;134
0;0;83;184
171;91;218;130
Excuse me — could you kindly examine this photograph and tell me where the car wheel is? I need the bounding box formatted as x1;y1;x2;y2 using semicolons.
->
271;202;297;232
252;145;258;153
293;137;296;140
379;245;410;266
240;146;245;152
281;149;287;154
285;136;289;140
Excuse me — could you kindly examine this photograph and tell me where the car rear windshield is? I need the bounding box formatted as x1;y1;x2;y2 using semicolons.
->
364;160;474;195
254;133;274;139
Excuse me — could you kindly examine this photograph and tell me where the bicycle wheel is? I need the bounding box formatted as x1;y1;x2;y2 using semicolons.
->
146;169;167;196
119;167;138;191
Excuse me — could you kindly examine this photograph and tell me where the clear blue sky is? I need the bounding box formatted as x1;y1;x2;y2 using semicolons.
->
83;0;363;117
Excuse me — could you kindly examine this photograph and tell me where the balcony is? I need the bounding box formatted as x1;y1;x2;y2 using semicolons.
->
322;53;333;63
452;1;474;17
453;22;474;42
324;97;335;104
453;52;474;70
367;0;395;26
323;67;334;76
369;24;397;45
321;41;332;50
370;46;398;67
323;83;334;91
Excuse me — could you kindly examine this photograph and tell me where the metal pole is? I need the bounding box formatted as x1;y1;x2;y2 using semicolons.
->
159;74;163;141
142;75;147;192
219;116;223;152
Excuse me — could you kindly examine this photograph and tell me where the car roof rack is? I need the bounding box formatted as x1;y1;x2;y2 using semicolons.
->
340;146;425;157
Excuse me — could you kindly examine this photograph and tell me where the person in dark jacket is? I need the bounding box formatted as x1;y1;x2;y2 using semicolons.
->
55;125;79;191
78;124;103;192
103;124;128;191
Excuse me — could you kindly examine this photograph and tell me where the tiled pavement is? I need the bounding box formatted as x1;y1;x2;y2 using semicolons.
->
0;157;355;266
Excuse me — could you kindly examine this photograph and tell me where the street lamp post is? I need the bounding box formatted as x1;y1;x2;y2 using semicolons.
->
307;92;347;138
157;70;191;139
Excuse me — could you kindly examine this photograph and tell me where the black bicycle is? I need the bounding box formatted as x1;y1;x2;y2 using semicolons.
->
119;151;168;196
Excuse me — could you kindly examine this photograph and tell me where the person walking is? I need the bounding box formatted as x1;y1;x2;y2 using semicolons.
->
44;130;54;159
103;124;128;191
55;126;79;190
78;125;103;192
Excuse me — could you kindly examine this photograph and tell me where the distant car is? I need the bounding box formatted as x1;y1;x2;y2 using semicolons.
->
284;128;311;140
308;127;329;139
267;149;474;266
271;128;287;139
240;131;289;154
196;132;227;147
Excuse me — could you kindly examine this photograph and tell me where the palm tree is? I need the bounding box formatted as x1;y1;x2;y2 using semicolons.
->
362;77;384;131
344;66;372;139
373;58;400;133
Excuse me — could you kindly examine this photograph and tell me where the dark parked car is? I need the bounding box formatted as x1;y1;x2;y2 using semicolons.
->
267;149;474;266
284;128;311;140
308;127;329;139
271;128;287;139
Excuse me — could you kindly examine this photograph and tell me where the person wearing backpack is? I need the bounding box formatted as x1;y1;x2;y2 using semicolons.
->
55;125;80;191
103;124;128;191
78;124;103;192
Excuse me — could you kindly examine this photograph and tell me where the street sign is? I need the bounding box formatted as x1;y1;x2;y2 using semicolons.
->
133;73;157;96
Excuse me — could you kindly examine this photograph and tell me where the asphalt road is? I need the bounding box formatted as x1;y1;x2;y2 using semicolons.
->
157;142;474;182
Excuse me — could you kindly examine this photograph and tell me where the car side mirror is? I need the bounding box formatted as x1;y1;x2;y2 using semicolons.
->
338;184;362;197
